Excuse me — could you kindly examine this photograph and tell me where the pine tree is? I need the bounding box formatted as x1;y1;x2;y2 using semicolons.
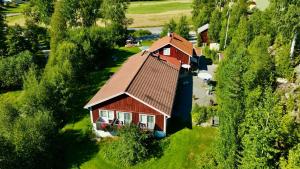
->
208;8;222;43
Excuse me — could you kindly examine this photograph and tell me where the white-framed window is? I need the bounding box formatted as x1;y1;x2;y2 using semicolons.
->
99;110;114;123
139;114;155;130
117;112;132;125
163;48;170;55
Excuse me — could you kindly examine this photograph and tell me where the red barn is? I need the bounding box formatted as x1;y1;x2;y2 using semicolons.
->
148;33;197;68
197;23;209;45
84;51;179;137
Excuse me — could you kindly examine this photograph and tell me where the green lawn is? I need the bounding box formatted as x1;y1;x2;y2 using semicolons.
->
128;1;192;14
80;127;217;169
3;3;29;13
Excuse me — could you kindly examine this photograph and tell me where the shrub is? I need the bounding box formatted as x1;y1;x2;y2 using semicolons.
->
103;125;149;166
192;104;208;124
131;29;152;38
203;46;219;64
0;51;34;90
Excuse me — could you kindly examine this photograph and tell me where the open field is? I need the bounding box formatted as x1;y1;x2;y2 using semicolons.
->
6;14;25;26
127;0;192;28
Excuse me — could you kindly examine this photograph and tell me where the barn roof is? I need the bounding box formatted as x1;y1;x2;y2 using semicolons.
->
197;23;209;33
84;51;179;117
148;32;194;56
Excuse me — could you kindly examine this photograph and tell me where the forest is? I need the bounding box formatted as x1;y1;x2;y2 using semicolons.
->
0;0;299;169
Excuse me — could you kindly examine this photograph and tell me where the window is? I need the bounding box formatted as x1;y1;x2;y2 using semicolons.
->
163;48;170;55
117;112;132;125
139;114;155;130
99;110;114;123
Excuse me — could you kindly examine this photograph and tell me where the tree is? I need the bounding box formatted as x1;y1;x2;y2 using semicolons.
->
5;25;29;56
102;0;130;45
208;8;222;42
50;1;67;52
176;16;190;39
0;51;34;90
61;0;101;27
160;18;177;37
26;0;55;24
103;125;149;166
0;7;6;56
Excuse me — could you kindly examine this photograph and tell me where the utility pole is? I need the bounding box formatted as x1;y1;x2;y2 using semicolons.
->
224;0;233;49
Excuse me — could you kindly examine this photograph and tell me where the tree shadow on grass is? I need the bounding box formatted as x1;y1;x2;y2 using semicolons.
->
55;130;100;169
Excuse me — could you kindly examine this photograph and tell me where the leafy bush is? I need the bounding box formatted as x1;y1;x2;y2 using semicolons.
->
192;104;208;124
0;51;34;90
203;46;219;64
192;104;217;125
131;29;152;38
103;125;149;166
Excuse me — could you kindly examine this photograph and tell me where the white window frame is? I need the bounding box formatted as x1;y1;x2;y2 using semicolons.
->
99;110;114;123
117;112;132;125
139;114;155;130
163;48;170;56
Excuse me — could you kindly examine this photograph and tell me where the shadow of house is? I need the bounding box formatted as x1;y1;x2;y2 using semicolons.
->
167;74;193;134
197;56;213;71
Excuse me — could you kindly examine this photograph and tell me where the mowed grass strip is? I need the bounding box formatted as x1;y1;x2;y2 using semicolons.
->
128;1;192;14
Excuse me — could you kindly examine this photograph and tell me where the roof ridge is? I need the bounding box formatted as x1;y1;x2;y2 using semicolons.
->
124;51;150;92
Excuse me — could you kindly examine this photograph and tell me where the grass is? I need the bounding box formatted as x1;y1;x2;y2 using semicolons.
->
6;14;26;26
3;3;29;13
128;1;192;14
127;0;192;28
79;127;217;169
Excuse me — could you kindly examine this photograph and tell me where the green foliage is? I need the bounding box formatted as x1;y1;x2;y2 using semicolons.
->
192;104;208;124
102;0;130;46
103;125;149;166
0;101;56;169
160;18;177;37
192;104;217;125
176;15;190;39
280;144;300;169
5;25;29;56
208;8;222;42
0;8;6;56
203;46;219;63
0;51;34;90
60;0;101;27
192;0;215;29
130;29;152;38
50;1;67;52
26;0;54;24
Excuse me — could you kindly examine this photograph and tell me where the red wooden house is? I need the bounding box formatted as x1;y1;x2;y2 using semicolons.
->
84;51;179;137
148;33;198;68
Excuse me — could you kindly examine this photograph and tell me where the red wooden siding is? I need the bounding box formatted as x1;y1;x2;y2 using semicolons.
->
158;45;190;65
91;94;165;131
200;30;209;44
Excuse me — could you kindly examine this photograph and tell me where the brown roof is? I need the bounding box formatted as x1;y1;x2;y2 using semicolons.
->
84;51;179;116
148;33;194;56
